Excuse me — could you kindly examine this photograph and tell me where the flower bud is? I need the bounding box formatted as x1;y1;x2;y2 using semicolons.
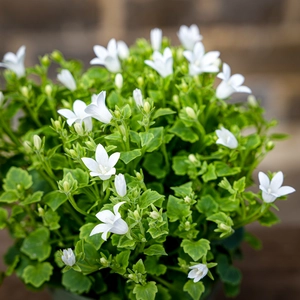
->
184;221;191;230
133;88;143;107
143;101;151;113
52;120;61;131
148;73;155;82
266;141;274;151
137;77;144;87
61;248;76;266
150;211;160;219
115;73;123;89
100;257;109;267
63;181;70;193
181;81;188;92
21;86;29;98
45;84;52;97
85;140;96;151
135;172;143;181
74;123;84;136
41;55;50;67
219;223;231;231
23;141;32;153
114;174;127;197
172;95;179;105
33;135;42;150
184;196;192;204
68;149;77;158
133;210;140;220
247;95;258;107
114;110;121;119
185;107;197;119
188;154;197;163
51;50;63;62
38;207;44;216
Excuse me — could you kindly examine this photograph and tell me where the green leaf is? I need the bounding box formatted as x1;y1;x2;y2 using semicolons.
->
23;262;53;288
112;250;131;275
244;133;261;150
133;259;146;274
183;280;205;300
139;132;154;148
0;208;8;229
215;162;241;177
44;191;68;211
3;167;32;191
79;223;104;250
144;256;167;276
202;164;217;182
258;210;280;227
133;282;158;300
244;232;262;250
216;254;242;285
172;156;189;175
144;244;167;256
270;133;289;140
233;177;246;193
156;284;171;300
50;154;69;170
139;190;164;209
171;182;193;198
145;127;164;152
169;119;199;143
207;212;233;226
62;269;92;294
218;178;236;194
0;191;19;203
196;195;218;216
23;191;44;205
143;152;168;179
120;149;142;164
21;227;51;262
224;283;240;297
43;209;60;230
63;168;89;186
130;130;141;145
181;239;210;261
166;195;191;222
152;108;176;119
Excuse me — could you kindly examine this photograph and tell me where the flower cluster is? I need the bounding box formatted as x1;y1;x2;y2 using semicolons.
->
0;24;295;300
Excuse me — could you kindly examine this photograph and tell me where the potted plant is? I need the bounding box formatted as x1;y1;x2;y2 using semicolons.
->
0;25;295;299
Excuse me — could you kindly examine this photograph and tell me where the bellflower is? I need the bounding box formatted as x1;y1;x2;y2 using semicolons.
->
216;127;238;149
58;100;93;132
57;69;77;91
145;47;173;78
183;42;220;76
150;28;162;51
178;25;202;50
114;174;127;197
90;39;121;73
188;264;208;282
90;202;129;241
216;63;251;99
61;248;76;266
0;45;26;78
133;88;143;107
117;41;129;60
85;91;112;124
258;171;295;203
81;144;120;180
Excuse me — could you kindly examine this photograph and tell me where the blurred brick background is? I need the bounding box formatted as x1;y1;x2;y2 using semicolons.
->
0;0;300;299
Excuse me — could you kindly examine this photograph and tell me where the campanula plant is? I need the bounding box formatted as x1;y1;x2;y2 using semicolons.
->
0;25;295;300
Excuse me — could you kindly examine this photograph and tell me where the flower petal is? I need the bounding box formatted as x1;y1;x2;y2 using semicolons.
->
96;144;109;166
258;172;270;189
57;108;76;120
110;218;128;234
90;223;112;237
276;186;295;197
73;100;87;116
236;85;252;94
229;74;244;87
270;171;284;191
262;191;276;203
93;45;107;60
81;157;100;173
96;210;115;223
108;152;120;168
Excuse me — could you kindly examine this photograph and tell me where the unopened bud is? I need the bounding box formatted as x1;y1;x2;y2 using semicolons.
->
33;135;42;150
184;196;192;204
148;73;155;82
150;211;160;219
38;207;44;216
41;55;50;67
185;107;197;119
23;141;32;153
248;95;258;107
119;125;126;136
51;50;63;62
115;73;123;89
143;101;151;113
63;181;70;192
114;110;121;119
74;123;84;136
136;172;143;181
69;149;77;158
181;81;188;92
266;141;274;151
85;141;96;151
219;223;231;231
21;86;29;98
133;210;140;220
172;95;179;105
52;120;61;131
45;84;52;97
188;154;197;163
100;257;109;267
184;221;191;230
137;77;144;87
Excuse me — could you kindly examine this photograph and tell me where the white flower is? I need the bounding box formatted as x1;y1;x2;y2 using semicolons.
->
145;47;173;78
0;45;26;78
115;73;123;89
85;91;112;124
61;248;76;266
183;42;220;76
117;41;129;60
58;100;93;132
133;88;143;107
216;127;238;149
90;202;128;241
82;144;120;180
188;263;208;282
57;69;77;91
258;171;295;203
150;28;162;51
216;63;251;99
114;174;127;197
178;25;202;50
90;39;121;73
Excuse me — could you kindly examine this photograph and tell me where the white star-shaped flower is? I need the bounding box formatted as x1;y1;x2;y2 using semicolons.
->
90;39;121;73
57;69;77;91
150;28;163;51
85;91;112;124
216;127;238;149
81;144;120;180
188;263;208;282
184;42;220;76
61;248;76;266
258;171;295;203
114;174;127;197
58;100;92;132
0;46;26;78
216;63;251;99
145;47;173;78
178;25;202;50
90;202;129;241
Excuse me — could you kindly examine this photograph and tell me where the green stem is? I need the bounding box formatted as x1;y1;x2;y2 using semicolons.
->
24;101;42;127
166;266;186;274
64;201;85;226
68;195;88;217
151;275;175;290
0;115;22;147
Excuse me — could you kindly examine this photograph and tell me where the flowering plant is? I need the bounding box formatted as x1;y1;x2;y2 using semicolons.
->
0;25;295;300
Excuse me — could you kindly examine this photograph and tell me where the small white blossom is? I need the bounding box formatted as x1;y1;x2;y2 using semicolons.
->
145;47;173;78
58;100;93;132
85;91;112;124
0;45;26;78
133;88;143;107
117;41;129;60
61;248;76;266
90;202;129;241
183;42;220;76
115;73;123;89
258;171;295;203
114;174;127;197
150;28;163;51
178;25;202;50
188;263;208;282
216;63;251;99
216;127;238;149
57;69;77;91
82;143;120;180
90;39;121;73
